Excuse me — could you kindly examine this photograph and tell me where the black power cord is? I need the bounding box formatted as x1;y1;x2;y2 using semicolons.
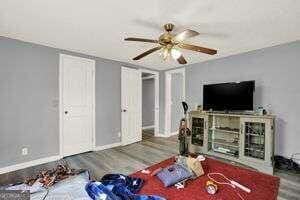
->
274;153;300;172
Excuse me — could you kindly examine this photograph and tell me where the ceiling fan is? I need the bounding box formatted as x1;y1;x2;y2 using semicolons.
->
124;23;217;64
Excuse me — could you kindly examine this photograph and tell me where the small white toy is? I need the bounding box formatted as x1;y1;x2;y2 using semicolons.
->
196;155;206;161
141;169;151;174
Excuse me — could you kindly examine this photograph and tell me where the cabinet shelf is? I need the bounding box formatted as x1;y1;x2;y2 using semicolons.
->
208;139;239;148
246;133;265;137
209;128;239;134
207;150;238;157
244;147;264;152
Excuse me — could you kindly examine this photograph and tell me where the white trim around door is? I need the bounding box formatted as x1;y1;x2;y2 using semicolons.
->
139;69;160;137
59;54;96;158
164;68;186;136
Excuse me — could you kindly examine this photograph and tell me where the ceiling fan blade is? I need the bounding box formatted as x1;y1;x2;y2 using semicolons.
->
174;29;199;41
125;37;158;43
178;43;217;55
133;46;162;60
177;54;187;64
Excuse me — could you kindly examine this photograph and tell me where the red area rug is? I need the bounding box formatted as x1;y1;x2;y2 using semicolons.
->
131;157;279;200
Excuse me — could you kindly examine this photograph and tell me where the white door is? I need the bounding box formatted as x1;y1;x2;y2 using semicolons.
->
121;67;142;145
60;54;95;157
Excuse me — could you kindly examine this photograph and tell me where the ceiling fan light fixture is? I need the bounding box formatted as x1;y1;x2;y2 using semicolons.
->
171;48;181;59
124;23;217;65
162;48;169;60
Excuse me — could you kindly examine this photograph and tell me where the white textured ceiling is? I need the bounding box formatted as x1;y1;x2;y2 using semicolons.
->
1;0;300;70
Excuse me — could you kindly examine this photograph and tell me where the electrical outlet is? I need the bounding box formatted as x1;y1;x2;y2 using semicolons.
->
22;148;28;156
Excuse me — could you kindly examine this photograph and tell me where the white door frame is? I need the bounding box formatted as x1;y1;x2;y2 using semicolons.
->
59;54;96;158
139;69;160;137
165;68;186;136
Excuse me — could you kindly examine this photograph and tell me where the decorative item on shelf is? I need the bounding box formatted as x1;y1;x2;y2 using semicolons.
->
197;105;203;111
256;106;268;116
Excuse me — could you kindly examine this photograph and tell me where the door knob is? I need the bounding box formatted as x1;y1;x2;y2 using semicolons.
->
65;111;68;114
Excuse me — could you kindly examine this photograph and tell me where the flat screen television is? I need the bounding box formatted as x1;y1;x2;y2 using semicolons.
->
203;81;255;111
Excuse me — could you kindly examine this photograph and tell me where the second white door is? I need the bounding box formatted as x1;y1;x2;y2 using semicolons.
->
121;67;142;145
60;54;95;157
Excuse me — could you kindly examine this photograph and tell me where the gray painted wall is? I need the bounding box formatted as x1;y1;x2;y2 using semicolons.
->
159;72;166;134
171;73;184;132
0;37;60;167
94;58;121;146
0;37;150;168
186;40;300;157
142;78;155;127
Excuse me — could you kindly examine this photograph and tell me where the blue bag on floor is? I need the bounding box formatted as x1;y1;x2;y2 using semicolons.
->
101;174;144;193
85;174;165;200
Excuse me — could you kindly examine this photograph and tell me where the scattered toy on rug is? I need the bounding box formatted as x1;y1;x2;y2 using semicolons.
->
141;169;151;174
196;154;206;162
206;180;218;194
175;181;186;189
207;172;251;200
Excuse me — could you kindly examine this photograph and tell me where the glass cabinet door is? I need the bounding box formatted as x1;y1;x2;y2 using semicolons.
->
244;122;266;159
191;117;205;146
240;118;272;163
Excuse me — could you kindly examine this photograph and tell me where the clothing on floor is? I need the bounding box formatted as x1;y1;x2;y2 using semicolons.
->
86;174;165;200
101;174;144;194
24;163;85;188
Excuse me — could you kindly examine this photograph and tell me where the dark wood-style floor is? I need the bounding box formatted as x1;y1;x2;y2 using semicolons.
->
0;129;299;200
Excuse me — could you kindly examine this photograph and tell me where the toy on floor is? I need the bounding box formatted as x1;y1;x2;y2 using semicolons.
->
141;169;151;174
175;181;185;189
196;155;206;162
207;172;251;200
206;180;218;194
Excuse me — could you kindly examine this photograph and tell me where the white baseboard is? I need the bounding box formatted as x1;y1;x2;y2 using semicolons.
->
0;155;61;175
156;131;178;138
155;133;172;138
169;131;178;136
142;125;155;130
94;142;122;151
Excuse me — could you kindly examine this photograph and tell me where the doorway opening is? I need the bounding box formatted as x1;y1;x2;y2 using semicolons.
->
165;68;185;136
140;69;159;138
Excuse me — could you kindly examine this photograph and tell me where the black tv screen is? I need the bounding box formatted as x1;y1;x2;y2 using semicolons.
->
203;81;255;111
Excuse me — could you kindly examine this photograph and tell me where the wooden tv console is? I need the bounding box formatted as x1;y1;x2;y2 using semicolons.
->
189;111;275;174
